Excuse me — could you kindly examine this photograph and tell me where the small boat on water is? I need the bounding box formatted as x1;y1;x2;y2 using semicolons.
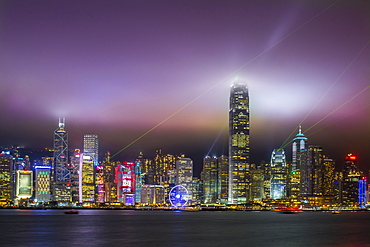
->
64;210;78;214
331;210;341;214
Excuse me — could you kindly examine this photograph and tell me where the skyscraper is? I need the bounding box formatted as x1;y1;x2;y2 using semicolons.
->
53;118;71;205
176;157;193;203
0;154;13;206
53;118;69;182
83;134;99;166
202;156;220;203
270;149;287;199
289;126;307;199
229;82;250;204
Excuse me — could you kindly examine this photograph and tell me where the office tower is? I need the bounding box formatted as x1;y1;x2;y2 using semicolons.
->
261;161;271;199
95;165;105;203
53;118;71;205
176;157;193;203
300;146;323;198
83;134;99;166
153;149;176;185
34;165;51;203
322;158;335;197
15;170;33;201
250;167;264;202
136;152;154;185
270;149;287;199
116;162;136;206
0;154;13;206
192;177;202;204
229;82;250;204
202;156;220;203
135;161;143;204
141;185;165;205
341;154;365;207
79;155;95;203
102;152;118;203
70;149;81;203
289;126;307;199
218;155;229;203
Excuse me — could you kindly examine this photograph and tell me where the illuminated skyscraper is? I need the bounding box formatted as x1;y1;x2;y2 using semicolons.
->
15;170;33;201
202;156;220;203
228;82;250;204
270;149;287;199
176;157;193;203
0;154;13;206
34;165;51;203
300;145;323;198
83;134;99;166
79;155;95;203
219;155;229;203
53;118;71;205
289;126;307;199
341;154;366;207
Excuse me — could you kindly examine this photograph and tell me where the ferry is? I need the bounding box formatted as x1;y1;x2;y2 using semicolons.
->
274;206;302;214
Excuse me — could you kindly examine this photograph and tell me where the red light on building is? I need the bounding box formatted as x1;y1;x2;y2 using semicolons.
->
346;154;357;161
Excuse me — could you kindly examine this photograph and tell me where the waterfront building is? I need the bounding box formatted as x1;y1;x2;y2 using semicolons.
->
261;161;271;199
141;185;165;205
70;149;81;203
79;155;95;203
15;170;33;202
218;155;229;203
229;82;250;204
83;134;99;166
202;156;220;203
95;165;105;203
53;118;71;205
192;177;203;205
135;161;143;204
136;152;154;185
176;157;193;203
322;158;335;198
0;154;13;206
34;165;51;203
270;149;287;200
341;154;366;207
102;152;118;203
250;167;264;202
289;126;307;199
300;146;323;197
116;162;136;206
153;149;176;185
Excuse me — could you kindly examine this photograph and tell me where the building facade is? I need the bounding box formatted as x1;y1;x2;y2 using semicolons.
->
229;82;250;204
270;149;287;200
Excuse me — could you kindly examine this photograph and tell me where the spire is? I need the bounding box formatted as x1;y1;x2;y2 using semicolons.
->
298;125;302;134
58;117;65;129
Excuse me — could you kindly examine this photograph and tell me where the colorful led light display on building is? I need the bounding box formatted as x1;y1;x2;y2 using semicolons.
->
116;162;136;206
34;165;51;202
16;170;33;199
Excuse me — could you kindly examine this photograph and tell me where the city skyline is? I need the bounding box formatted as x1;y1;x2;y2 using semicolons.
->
0;0;369;172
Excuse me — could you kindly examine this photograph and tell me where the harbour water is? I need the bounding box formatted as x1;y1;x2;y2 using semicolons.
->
1;209;370;246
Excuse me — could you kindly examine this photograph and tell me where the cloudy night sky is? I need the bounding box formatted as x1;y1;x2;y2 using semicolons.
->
0;0;369;174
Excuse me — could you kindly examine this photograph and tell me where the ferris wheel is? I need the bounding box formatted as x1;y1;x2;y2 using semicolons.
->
169;185;189;207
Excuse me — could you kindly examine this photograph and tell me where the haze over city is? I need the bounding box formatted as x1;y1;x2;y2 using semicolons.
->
0;0;369;173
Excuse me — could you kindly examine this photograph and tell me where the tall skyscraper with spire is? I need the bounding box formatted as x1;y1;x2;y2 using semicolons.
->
53;118;71;205
228;82;250;204
288;126;307;199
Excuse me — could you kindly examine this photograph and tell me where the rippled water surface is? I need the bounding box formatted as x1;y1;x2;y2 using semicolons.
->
1;209;370;246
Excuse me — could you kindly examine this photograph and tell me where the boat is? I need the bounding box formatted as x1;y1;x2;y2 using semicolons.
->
274;207;302;214
331;210;341;214
64;209;78;214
